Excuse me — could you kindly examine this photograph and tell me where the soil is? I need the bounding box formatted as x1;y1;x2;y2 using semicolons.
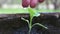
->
0;13;60;34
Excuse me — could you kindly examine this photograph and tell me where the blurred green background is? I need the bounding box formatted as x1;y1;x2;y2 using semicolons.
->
0;0;60;14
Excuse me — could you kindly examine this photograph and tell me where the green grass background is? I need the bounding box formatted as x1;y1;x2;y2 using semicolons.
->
0;8;60;14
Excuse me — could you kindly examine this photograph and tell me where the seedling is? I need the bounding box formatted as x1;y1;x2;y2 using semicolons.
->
21;8;48;34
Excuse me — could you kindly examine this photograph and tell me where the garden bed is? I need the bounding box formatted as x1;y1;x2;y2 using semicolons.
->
0;13;60;34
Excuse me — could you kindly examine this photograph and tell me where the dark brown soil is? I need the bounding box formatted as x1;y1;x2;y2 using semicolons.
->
0;13;60;34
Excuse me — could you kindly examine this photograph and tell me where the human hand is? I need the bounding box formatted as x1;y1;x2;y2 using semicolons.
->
22;0;44;8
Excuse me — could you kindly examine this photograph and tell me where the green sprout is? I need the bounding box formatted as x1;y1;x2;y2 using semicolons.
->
21;8;48;34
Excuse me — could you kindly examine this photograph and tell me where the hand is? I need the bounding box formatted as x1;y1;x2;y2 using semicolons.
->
22;0;44;8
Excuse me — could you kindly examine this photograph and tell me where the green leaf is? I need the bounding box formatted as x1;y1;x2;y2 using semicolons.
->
28;8;35;17
32;23;48;29
28;8;40;17
21;17;29;25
